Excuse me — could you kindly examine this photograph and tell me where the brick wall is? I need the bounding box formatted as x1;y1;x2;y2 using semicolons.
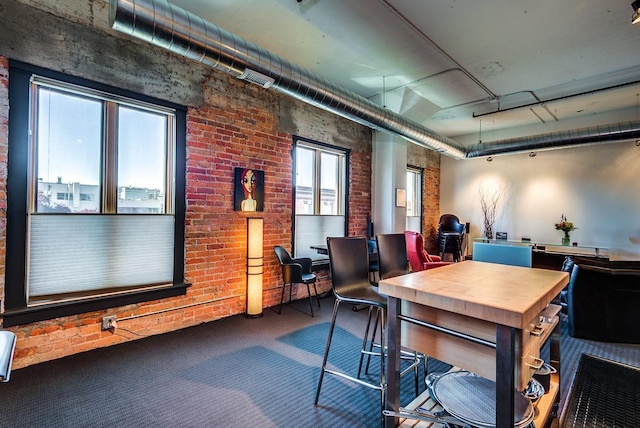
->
0;56;378;369
0;0;436;370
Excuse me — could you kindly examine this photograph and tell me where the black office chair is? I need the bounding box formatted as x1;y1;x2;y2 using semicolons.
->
274;246;320;317
437;214;465;262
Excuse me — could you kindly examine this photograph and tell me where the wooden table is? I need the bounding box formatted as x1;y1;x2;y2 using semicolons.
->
379;260;569;428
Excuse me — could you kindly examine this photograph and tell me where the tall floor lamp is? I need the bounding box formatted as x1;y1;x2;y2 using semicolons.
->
246;218;264;318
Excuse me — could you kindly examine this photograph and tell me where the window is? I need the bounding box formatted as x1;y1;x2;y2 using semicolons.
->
5;61;187;326
293;137;348;262
406;167;423;232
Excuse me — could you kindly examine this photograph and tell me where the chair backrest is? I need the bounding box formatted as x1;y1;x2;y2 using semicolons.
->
326;237;372;297
273;245;293;265
376;233;409;280
438;214;461;232
404;231;429;272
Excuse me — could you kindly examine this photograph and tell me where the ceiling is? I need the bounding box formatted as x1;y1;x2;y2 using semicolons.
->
167;0;640;149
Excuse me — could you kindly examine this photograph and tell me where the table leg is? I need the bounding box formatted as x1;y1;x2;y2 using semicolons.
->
385;296;401;428
550;320;561;418
496;324;516;428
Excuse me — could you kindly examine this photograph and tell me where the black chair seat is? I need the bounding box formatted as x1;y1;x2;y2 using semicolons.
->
335;284;386;308
301;273;316;284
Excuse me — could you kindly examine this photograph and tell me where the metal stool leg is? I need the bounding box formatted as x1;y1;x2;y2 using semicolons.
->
315;298;340;405
357;306;375;378
305;283;314;317
365;308;381;375
313;282;321;308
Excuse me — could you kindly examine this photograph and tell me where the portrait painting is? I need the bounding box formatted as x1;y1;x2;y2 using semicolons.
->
234;168;264;212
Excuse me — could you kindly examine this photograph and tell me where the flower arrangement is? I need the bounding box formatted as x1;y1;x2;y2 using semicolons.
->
555;214;577;239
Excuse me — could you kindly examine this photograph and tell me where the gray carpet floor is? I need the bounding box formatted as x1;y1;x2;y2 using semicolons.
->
0;295;638;427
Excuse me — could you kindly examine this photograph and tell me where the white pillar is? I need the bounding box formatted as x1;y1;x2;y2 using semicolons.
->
371;131;407;236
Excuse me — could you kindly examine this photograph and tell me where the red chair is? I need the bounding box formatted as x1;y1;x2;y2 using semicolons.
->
404;231;452;272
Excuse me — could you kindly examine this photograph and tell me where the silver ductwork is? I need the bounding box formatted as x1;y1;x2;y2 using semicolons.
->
465;121;640;158
108;0;466;158
109;0;640;160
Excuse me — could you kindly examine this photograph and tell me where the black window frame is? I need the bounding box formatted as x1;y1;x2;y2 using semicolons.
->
291;136;350;267
3;61;188;327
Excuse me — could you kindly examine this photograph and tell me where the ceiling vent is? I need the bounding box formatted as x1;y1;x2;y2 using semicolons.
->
238;68;275;88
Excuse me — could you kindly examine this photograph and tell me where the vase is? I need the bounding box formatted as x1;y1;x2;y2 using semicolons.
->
562;233;570;246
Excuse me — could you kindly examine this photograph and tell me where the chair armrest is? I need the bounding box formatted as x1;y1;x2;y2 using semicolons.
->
429;254;443;262
282;263;304;283
0;331;17;382
423;262;452;270
292;257;313;274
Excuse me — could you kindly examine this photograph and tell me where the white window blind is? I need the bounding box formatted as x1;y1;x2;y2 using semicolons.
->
294;215;344;261
406;216;421;233
27;215;174;299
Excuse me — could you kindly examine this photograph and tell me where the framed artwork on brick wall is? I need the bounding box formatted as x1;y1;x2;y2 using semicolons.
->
234;168;264;212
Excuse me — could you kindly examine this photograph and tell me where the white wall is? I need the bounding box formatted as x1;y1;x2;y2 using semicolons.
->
440;141;640;260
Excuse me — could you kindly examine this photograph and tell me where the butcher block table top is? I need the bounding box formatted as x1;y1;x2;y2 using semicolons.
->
378;260;569;329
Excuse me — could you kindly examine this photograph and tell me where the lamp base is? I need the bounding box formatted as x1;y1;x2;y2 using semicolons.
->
245;312;263;319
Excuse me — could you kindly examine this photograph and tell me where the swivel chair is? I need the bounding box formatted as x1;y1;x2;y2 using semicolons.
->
274;246;320;317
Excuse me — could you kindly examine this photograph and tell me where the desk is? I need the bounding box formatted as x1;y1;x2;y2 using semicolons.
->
310;245;328;255
379;261;568;428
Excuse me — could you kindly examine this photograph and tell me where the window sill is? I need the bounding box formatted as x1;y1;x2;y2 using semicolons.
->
1;283;190;327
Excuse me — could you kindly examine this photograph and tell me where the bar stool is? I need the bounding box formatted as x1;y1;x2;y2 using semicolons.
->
315;236;422;425
315;237;387;417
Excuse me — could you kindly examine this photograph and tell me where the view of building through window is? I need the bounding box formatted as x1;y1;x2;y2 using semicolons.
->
293;140;347;260
37;179;165;213
35;86;168;214
295;146;341;215
23;74;177;305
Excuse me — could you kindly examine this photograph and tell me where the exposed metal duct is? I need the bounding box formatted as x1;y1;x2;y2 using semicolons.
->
108;0;466;158
109;0;640;160
465;121;640;158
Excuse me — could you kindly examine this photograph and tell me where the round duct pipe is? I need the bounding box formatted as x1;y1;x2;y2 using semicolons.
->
465;121;640;158
109;0;466;159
